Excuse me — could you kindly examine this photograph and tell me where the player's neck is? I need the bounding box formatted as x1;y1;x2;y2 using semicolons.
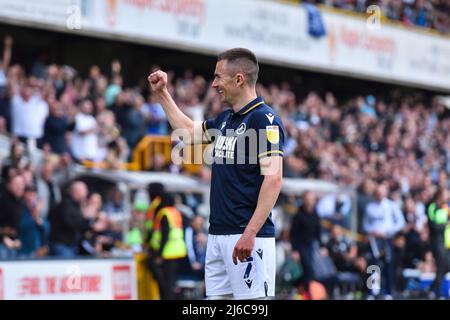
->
232;89;258;114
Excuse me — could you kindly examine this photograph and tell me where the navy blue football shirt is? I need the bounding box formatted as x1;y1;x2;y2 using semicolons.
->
202;96;285;237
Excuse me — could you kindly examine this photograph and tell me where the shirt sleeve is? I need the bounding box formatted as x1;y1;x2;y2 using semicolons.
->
202;110;230;143
250;111;285;160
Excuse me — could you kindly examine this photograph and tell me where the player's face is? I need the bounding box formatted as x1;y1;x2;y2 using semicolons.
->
212;60;237;104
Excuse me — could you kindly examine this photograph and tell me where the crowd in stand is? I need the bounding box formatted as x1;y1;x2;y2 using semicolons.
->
0;34;449;299
298;0;450;34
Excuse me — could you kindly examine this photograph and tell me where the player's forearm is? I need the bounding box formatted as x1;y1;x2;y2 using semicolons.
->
244;174;282;237
155;89;194;131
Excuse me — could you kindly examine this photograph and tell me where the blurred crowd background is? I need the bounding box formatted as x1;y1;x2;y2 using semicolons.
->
1;0;450;300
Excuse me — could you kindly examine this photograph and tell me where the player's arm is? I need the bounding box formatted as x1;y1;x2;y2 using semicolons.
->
148;70;204;144
233;156;283;264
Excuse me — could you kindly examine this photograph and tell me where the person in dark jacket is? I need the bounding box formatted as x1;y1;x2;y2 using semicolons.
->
0;174;25;259
43;98;71;154
289;191;322;294
122;95;146;150
49;181;89;257
18;185;49;258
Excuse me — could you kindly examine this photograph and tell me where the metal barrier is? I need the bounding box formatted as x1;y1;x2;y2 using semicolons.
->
82;135;208;175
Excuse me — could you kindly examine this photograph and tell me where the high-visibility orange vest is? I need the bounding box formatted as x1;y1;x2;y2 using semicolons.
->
150;206;187;260
145;196;161;231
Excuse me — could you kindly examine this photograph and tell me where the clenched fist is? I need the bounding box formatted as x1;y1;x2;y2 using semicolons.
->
148;70;168;93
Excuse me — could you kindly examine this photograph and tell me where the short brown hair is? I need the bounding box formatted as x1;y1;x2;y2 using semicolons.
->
217;48;259;86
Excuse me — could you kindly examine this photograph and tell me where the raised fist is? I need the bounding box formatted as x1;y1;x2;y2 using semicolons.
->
148;70;168;93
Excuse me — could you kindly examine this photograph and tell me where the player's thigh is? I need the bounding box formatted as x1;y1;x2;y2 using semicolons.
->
223;235;276;299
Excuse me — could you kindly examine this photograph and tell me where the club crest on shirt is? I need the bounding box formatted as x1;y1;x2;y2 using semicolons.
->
266;126;279;144
236;123;246;135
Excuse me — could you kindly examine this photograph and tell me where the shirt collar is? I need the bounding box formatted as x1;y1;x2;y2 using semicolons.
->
236;96;264;115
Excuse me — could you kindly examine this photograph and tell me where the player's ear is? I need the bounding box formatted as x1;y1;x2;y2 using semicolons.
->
235;73;245;87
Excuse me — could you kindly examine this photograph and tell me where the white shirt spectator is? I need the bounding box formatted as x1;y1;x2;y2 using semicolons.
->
12;94;49;139
316;193;351;219
71;112;99;160
363;198;406;238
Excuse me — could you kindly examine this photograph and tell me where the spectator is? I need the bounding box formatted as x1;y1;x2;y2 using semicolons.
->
49;181;90;257
363;183;406;298
0;36;13;128
103;185;125;219
182;214;207;280
43;96;71;154
10;79;49;145
326;224;366;297
402;196;428;268
0;174;25;259
18;185;49;258
80;193;112;256
70;99;99;161
316;193;352;227
122;94;146;150
125;200;147;252
141;93;168;135
289;191;324;296
36;160;61;220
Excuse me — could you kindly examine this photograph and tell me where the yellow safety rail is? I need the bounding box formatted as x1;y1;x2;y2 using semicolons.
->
82;135;209;175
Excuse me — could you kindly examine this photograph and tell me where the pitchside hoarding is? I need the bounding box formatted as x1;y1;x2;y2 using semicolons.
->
0;259;137;300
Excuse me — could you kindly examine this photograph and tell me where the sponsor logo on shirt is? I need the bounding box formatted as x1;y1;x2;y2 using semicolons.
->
214;136;237;160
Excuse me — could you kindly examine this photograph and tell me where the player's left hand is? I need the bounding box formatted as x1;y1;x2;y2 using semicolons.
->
232;233;255;265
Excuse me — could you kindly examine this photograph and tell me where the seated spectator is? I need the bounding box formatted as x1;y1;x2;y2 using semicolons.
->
36;160;62;220
18;185;49;258
80;192;113;256
0;174;25;259
180;214;207;280
326;225;365;274
49;181;90;257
